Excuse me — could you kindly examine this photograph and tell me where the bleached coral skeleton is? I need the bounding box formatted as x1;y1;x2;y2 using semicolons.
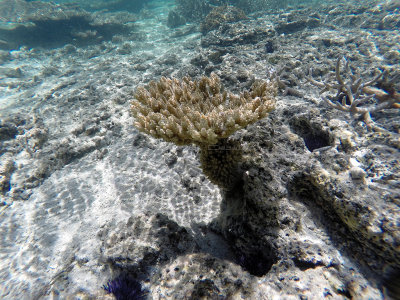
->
308;57;400;131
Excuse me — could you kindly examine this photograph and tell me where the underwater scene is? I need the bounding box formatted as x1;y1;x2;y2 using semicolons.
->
0;0;399;299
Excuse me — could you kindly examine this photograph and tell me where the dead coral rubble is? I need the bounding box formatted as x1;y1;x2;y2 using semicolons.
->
200;5;247;34
308;57;400;131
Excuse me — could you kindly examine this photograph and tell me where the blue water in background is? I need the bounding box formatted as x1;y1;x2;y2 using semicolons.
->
20;0;320;13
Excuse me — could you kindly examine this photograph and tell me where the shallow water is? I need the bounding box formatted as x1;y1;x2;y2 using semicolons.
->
0;0;399;299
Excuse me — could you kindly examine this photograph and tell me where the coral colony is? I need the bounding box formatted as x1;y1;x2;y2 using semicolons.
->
131;73;276;188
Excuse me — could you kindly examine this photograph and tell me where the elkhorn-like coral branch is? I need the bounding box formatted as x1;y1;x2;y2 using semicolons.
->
307;57;399;131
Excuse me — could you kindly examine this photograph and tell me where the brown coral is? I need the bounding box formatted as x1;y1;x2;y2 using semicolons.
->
131;73;276;188
131;73;277;146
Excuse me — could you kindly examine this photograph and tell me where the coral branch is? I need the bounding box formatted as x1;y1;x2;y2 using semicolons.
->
131;74;277;146
307;57;399;130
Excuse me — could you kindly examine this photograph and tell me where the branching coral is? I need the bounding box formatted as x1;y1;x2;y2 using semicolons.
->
131;73;277;188
307;57;400;131
131;73;276;146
